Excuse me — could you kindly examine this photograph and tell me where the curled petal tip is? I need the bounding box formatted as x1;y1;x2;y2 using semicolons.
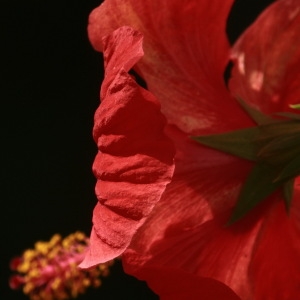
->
85;26;175;266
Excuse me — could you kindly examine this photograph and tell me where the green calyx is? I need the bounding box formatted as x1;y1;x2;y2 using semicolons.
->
192;99;300;224
290;103;300;110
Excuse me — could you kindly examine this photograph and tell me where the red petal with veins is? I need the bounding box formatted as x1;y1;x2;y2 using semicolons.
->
230;0;300;114
250;180;300;300
124;178;300;299
80;27;175;268
125;126;253;244
88;0;253;134
123;126;256;298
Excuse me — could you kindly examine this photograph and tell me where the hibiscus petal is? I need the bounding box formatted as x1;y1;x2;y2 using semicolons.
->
230;0;300;114
125;126;253;246
80;27;175;268
124;215;262;299
250;181;300;300
125;264;241;300
124;129;300;299
88;0;253;134
123;197;278;299
120;126;256;297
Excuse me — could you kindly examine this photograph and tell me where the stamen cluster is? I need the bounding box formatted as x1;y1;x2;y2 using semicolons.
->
9;232;114;300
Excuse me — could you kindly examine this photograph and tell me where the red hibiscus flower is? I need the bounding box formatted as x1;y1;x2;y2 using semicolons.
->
80;0;300;299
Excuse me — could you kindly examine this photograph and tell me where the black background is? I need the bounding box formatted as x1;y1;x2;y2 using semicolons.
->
2;0;273;299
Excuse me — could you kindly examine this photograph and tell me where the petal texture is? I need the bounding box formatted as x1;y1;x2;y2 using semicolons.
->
80;27;175;268
128;265;241;300
122;126;255;298
250;179;300;300
123;127;300;299
230;0;300;114
88;0;253;134
126;126;253;249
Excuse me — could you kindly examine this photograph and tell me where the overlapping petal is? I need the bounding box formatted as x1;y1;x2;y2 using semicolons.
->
125;125;252;246
250;178;300;300
127;265;241;300
125;187;300;299
80;27;175;268
122;126;257;299
88;0;253;134
230;0;300;114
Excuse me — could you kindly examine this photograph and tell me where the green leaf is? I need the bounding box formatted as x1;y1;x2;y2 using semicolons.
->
228;163;282;225
283;179;295;213
192;127;258;161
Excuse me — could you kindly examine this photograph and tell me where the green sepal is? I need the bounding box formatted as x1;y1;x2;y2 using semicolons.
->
257;132;300;166
228;163;282;225
275;156;300;182
283;179;294;213
193;98;300;224
275;112;300;120
257;120;300;142
256;120;300;166
192;127;258;161
290;103;300;110
237;97;274;125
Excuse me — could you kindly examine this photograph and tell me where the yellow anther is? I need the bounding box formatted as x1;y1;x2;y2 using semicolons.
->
99;263;108;271
10;231;115;300
64;270;71;279
50;234;61;245
28;268;40;278
31;261;38;269
62;239;71;249
51;277;62;290
70;268;80;278
47;252;55;259
76;244;85;253
83;278;91;287
23;282;34;294
35;241;49;255
69;262;77;269
40;258;47;267
48;247;60;259
17;261;30;273
74;231;85;241
23;249;36;261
